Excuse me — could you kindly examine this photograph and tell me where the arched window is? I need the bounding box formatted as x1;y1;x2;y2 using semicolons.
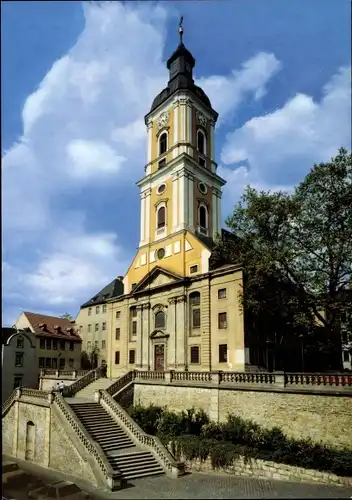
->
199;205;207;229
155;310;166;329
197;130;206;155
157;206;166;229
159;132;168;155
189;292;201;330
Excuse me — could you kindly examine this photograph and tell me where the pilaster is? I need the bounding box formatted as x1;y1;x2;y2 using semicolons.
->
167;297;177;368
135;305;143;369
175;295;187;370
173;100;179;159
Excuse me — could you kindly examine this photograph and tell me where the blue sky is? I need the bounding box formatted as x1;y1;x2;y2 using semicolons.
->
2;0;351;325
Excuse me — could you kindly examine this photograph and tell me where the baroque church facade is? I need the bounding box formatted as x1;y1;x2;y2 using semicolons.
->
105;33;245;377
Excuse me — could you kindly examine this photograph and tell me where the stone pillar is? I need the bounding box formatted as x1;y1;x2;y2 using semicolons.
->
167;297;177;368
175;296;187;370
12;401;19;457
173;99;179;159
94;390;101;403
141;304;150;370
136;305;143;369
146;119;153;170
172;172;179;232
43;407;51;466
188;173;194;231
210;119;215;161
139;192;146;245
144;188;151;245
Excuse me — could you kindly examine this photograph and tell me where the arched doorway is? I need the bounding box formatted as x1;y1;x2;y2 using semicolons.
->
25;421;35;461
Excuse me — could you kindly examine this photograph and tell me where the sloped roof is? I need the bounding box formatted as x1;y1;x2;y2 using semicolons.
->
23;312;81;341
80;278;124;308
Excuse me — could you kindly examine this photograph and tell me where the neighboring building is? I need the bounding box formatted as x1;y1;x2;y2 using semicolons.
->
14;312;82;373
75;279;124;366
104;32;246;377
2;327;37;403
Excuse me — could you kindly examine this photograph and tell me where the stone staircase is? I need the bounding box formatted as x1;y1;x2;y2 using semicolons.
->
69;402;165;480
72;378;118;400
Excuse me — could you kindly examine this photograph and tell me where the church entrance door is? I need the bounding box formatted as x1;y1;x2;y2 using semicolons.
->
154;344;165;372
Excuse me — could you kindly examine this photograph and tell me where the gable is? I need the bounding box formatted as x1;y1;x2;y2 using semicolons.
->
132;267;184;293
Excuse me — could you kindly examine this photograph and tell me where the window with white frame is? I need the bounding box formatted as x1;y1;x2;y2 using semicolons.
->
198;203;208;234
159;132;168;156
197;129;206;155
157;205;166;229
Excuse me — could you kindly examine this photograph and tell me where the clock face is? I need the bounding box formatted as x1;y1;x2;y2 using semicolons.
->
157;112;169;130
196;110;207;128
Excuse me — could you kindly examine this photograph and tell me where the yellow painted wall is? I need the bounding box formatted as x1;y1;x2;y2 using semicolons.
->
126;231;208;291
149;177;173;237
150;104;176;175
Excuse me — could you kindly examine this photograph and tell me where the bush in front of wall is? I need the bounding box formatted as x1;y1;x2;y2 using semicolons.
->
128;404;352;477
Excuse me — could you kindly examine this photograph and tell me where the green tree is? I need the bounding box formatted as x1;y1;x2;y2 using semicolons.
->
60;312;73;321
217;148;352;371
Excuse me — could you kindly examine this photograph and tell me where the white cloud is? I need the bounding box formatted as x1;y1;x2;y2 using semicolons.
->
198;52;282;124
66;139;126;178
221;66;351;189
2;2;285;320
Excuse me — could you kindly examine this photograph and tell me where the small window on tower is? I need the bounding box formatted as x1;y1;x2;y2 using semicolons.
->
157;206;166;229
197;130;205;155
159;132;168;155
199;205;207;229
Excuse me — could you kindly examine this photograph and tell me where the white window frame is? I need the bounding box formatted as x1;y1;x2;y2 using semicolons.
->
198;202;209;236
159;131;168;156
155;202;167;240
197;129;206;155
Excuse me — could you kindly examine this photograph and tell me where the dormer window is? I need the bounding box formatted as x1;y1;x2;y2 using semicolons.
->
159;132;168;156
39;323;47;331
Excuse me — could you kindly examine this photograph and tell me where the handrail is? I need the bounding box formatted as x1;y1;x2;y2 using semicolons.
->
2;389;18;416
52;392;121;486
63;367;103;397
106;370;136;396
99;389;185;477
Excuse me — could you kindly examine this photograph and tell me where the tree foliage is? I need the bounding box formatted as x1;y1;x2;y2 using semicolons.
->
60;312;73;321
212;148;352;370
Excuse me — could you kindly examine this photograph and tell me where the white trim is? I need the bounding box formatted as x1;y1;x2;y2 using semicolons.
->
155;203;167;240
181;103;186;142
210;123;215;161
147;124;153;164
198;201;209;231
201;248;211;273
188;176;194;230
197;129;206;156
172;175;178;230
178;174;185;230
145;192;151;243
217;195;221;234
158;131;168;156
212;191;218;238
173;102;179;159
140;195;145;242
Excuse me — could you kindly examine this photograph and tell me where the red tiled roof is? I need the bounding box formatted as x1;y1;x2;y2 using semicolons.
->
24;312;82;342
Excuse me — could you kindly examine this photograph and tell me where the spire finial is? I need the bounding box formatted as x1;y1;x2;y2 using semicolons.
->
178;16;184;44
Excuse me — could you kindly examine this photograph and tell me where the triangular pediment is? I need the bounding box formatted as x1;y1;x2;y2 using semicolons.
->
132;266;184;294
150;330;170;339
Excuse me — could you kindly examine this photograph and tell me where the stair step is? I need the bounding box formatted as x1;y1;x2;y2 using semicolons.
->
109;452;154;462
101;441;133;450
74;415;115;422
94;435;131;444
119;469;165;480
112;462;162;473
89;432;128;440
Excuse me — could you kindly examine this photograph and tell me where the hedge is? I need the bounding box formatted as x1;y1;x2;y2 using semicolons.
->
128;404;352;477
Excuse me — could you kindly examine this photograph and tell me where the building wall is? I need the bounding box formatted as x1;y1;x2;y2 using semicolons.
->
133;383;352;450
15;312;82;373
2;331;38;403
2;398;98;485
75;305;108;365
108;266;244;377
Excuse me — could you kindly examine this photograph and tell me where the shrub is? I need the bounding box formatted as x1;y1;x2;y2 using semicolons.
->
129;403;163;435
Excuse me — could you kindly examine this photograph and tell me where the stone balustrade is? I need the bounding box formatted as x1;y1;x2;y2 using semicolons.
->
40;369;89;379
133;370;352;394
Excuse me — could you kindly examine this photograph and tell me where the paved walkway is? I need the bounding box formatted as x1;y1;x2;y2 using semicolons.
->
3;457;351;499
114;473;352;499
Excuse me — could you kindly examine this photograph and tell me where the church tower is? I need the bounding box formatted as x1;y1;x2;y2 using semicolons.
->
124;20;226;294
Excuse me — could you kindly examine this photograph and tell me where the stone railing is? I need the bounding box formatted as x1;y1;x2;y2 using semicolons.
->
172;371;212;383
106;370;136;396
20;388;51;399
133;370;352;393
52;392;121;489
285;372;352;387
99;389;185;478
2;389;19;416
40;369;89;379
63;368;103;397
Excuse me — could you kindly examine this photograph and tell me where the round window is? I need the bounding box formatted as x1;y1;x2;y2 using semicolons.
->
198;182;207;195
157;183;166;195
157;248;165;260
